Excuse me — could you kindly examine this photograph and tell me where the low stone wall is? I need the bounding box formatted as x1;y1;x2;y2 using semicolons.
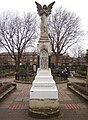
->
72;82;88;96
0;82;16;101
67;82;88;102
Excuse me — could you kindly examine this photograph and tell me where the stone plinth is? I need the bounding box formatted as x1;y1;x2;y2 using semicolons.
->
30;69;58;99
29;69;59;116
29;99;59;117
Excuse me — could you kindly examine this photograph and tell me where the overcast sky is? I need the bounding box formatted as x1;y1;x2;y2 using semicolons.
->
0;0;88;51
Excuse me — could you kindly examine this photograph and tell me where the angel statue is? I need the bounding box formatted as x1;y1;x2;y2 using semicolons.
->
35;1;55;33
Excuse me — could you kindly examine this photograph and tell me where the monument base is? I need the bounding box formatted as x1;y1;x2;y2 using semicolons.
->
29;99;59;118
29;69;59;117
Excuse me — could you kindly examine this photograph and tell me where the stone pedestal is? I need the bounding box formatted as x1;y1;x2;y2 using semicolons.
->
29;69;59;116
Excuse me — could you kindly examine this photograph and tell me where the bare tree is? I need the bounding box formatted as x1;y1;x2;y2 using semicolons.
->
71;45;85;66
0;11;37;68
48;7;83;67
71;45;84;58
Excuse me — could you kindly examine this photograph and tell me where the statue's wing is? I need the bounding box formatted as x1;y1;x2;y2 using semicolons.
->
48;1;55;15
35;1;43;16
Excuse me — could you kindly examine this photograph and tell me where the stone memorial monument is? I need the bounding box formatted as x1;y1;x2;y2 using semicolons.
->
29;1;59;116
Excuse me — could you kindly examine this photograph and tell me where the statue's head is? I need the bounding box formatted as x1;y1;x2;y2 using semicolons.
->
43;5;47;10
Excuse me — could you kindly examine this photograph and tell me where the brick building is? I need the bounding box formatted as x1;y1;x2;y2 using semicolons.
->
0;52;37;66
0;52;74;67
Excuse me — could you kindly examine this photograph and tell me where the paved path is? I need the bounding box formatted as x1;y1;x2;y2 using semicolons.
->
0;77;88;120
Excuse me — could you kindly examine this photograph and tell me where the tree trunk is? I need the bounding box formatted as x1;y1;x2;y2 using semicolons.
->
15;56;21;70
56;54;60;68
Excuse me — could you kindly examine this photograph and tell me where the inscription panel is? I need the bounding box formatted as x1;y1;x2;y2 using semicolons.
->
40;49;48;69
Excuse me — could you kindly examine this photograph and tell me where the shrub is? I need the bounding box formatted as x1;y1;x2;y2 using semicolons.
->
77;70;87;76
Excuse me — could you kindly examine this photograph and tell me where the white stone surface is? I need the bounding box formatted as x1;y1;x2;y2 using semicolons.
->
30;69;58;99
